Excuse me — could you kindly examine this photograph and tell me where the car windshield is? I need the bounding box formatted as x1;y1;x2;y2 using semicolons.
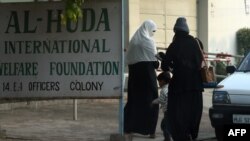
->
238;52;250;72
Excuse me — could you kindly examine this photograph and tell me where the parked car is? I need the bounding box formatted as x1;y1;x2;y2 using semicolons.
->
209;52;250;141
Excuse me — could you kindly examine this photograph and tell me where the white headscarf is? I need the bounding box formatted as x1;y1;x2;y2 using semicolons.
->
126;20;157;65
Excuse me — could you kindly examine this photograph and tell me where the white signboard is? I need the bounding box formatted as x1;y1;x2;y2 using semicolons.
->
0;1;122;99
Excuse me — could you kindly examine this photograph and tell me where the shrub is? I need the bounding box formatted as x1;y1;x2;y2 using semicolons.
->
215;62;227;76
236;28;250;55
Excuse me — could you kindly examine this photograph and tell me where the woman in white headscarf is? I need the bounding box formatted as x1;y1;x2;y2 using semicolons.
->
124;20;159;138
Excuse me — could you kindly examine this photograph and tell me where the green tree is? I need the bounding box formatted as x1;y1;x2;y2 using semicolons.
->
236;28;250;55
61;0;84;23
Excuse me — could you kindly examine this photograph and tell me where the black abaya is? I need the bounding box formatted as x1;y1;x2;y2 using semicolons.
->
124;61;159;135
166;90;203;141
161;33;204;141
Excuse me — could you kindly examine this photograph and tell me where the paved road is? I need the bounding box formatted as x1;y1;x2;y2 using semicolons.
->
0;89;217;141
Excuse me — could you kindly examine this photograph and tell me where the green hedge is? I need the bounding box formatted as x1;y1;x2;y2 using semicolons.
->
236;28;250;55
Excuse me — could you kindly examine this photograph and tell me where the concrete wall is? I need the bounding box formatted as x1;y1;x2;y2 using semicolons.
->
200;0;250;56
165;0;197;47
139;0;167;47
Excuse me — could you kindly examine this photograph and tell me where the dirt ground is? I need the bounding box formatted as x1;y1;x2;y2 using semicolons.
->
0;98;216;141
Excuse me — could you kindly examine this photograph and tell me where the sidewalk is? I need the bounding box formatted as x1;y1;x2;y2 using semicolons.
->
0;90;215;141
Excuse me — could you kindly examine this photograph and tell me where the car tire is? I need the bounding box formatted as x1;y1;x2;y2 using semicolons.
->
215;127;224;141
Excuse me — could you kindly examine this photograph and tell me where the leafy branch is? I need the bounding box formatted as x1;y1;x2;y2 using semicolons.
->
61;0;84;23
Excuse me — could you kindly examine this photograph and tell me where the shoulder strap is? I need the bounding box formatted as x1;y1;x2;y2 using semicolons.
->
195;38;208;68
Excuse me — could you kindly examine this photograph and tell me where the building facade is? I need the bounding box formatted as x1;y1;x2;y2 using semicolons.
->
129;0;250;57
199;0;250;56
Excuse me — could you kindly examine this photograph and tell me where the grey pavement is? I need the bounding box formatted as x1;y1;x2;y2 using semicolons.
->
0;89;216;141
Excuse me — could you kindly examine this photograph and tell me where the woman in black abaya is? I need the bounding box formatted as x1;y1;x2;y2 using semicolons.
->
124;20;159;138
161;17;204;141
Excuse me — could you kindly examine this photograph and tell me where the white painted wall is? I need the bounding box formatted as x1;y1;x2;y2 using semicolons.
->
208;0;250;56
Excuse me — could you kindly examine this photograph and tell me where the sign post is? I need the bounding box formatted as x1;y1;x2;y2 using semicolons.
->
0;0;125;139
0;1;122;99
119;0;126;135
